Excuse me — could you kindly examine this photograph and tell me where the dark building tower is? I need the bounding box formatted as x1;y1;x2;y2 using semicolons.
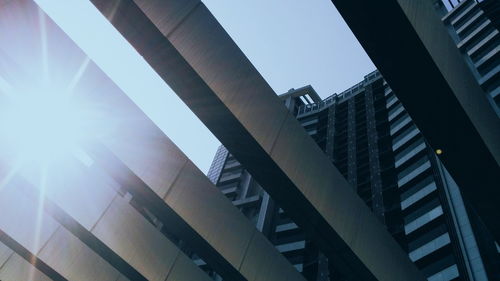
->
206;70;500;281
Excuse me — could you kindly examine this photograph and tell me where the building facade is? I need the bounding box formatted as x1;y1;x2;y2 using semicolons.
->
206;70;500;281
436;0;500;114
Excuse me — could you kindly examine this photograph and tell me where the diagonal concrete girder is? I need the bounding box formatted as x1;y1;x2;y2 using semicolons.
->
0;165;138;281
0;147;127;281
78;33;306;281
0;227;66;281
89;0;426;280
64;21;306;281
0;2;201;279
328;0;500;241
0;157;212;281
78;68;305;281
0;235;59;281
0;1;306;280
0;45;211;280
86;141;306;281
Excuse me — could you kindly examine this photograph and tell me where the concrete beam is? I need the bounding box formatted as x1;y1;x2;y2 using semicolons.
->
0;127;209;281
89;0;426;280
0;238;58;281
69;28;305;281
329;0;500;241
0;229;65;281
75;32;306;281
87;141;305;281
0;1;306;280
0;125;211;281
0;161;214;281
0;166;134;281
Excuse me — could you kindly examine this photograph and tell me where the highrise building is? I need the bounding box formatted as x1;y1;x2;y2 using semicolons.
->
206;70;500;281
204;2;500;279
435;0;500;114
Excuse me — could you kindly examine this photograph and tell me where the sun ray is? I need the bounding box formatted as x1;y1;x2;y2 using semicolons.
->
38;8;49;85
67;57;90;94
0;157;22;193
27;162;49;281
0;75;14;98
106;0;123;22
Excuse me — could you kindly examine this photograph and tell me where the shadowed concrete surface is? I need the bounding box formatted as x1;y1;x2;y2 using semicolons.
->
328;0;500;242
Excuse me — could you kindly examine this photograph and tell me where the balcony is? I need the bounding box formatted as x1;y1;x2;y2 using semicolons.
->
275;240;306;253
409;233;451;262
398;160;431;187
401;182;437;210
232;195;261;208
395;141;427;168
390;115;412;136
393;126;420;151
427;264;459;281
404;206;443;235
276;222;299;233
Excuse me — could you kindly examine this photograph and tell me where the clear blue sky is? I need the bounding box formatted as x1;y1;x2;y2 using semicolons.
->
203;0;375;98
35;0;375;173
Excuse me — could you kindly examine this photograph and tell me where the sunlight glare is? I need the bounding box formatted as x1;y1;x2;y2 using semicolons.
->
0;84;88;166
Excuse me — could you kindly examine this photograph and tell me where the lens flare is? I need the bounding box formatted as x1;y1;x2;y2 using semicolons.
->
0;83;89;167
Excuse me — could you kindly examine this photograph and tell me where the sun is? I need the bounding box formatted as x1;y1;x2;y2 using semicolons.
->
0;83;89;167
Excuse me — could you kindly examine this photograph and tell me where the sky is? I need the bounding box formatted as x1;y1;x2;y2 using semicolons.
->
34;0;375;173
203;0;375;98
